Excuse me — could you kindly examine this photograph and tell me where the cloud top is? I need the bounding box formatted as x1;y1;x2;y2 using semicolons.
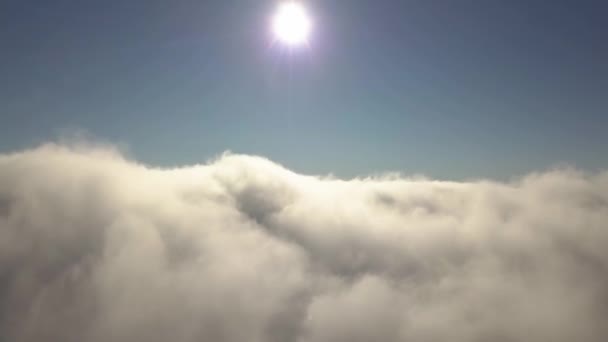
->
1;144;608;341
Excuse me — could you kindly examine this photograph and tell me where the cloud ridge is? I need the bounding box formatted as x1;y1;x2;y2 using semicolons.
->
1;144;608;341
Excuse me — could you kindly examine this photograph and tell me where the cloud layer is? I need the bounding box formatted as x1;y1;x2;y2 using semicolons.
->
1;144;608;341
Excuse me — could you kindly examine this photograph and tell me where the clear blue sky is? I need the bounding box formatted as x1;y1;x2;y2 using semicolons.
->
1;0;606;179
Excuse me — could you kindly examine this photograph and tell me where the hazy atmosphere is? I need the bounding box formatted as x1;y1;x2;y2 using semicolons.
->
1;1;607;341
2;0;607;178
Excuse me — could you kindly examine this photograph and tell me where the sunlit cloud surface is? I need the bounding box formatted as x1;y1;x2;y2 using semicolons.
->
1;144;608;341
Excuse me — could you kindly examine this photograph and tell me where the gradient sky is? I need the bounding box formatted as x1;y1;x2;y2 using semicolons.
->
1;0;606;179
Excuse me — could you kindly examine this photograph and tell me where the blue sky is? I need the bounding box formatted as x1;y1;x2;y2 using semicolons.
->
1;0;606;179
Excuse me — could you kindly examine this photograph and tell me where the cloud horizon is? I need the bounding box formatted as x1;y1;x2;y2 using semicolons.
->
1;143;607;342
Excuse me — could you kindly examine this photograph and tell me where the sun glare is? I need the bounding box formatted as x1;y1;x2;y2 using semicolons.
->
272;2;312;46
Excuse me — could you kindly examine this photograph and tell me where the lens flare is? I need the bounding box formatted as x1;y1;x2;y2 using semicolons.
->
272;2;312;46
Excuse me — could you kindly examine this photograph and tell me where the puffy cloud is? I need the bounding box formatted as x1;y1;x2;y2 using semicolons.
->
0;143;607;341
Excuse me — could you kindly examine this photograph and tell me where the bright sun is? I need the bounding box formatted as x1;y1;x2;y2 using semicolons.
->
272;2;312;46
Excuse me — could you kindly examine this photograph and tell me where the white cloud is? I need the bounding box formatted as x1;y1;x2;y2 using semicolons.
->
1;143;607;341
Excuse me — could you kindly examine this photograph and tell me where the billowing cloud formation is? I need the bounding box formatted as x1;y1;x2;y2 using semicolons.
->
1;144;608;342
